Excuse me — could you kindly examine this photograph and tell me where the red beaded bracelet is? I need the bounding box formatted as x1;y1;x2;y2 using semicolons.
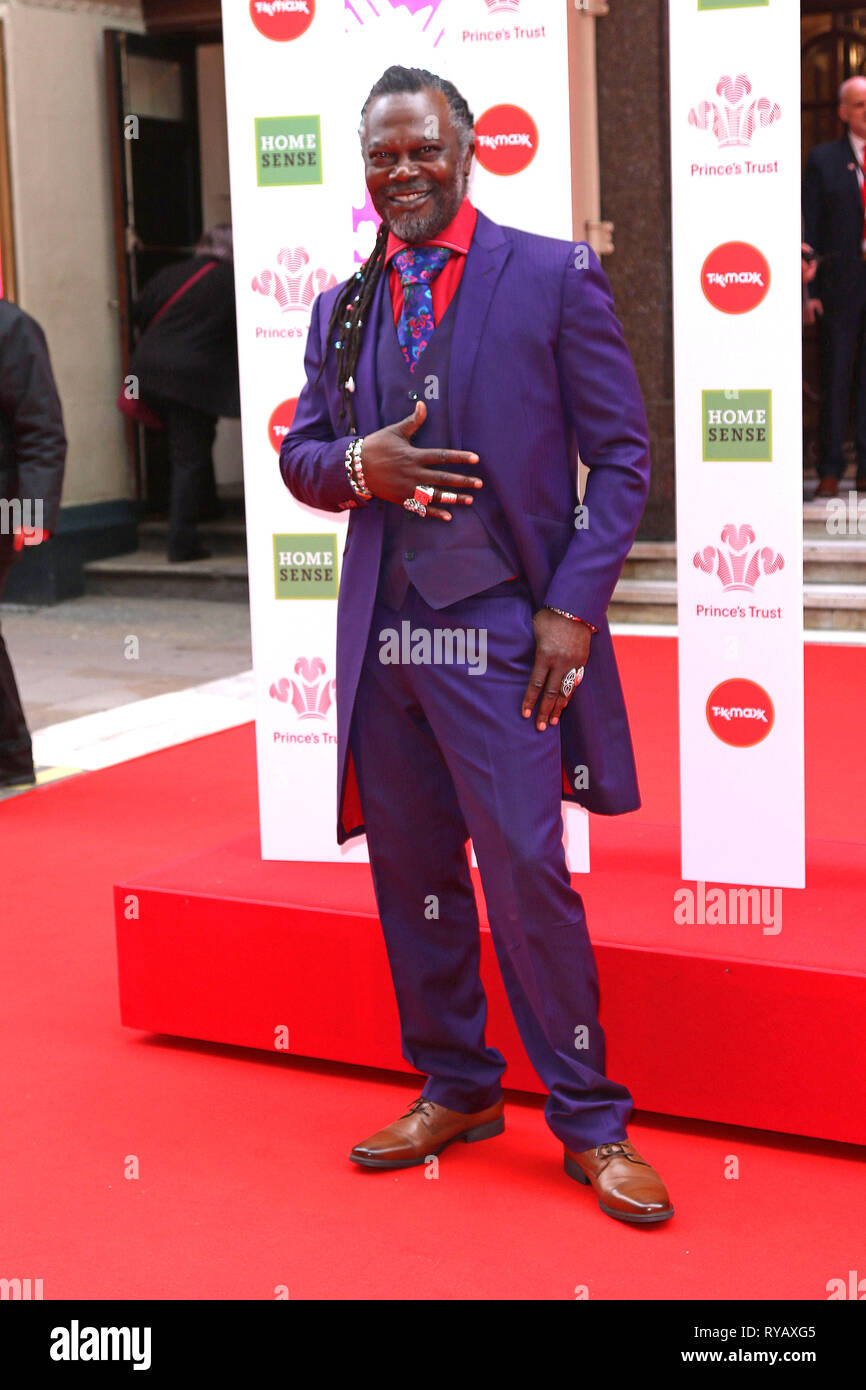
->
545;605;598;634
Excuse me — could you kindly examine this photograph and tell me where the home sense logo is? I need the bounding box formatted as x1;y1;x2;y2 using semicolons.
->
255;116;321;186
474;105;538;175
706;678;774;747
701;242;770;313
273;534;338;599
703;390;771;461
249;0;315;41
268;399;298;454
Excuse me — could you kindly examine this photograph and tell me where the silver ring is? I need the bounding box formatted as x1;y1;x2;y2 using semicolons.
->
439;490;458;504
403;497;427;516
560;666;585;698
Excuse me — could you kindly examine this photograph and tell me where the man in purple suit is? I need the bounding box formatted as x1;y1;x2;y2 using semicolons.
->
281;65;673;1225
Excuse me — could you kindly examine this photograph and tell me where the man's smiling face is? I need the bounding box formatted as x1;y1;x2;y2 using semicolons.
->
361;88;473;244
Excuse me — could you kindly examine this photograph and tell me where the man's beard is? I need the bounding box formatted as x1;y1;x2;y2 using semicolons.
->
385;166;467;243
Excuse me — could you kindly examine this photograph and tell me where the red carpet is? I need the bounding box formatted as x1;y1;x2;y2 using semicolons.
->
1;636;864;1298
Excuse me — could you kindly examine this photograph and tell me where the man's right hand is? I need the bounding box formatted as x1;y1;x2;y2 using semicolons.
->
803;296;823;327
360;400;482;521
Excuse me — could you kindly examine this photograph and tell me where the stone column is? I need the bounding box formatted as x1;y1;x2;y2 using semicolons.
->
596;0;674;541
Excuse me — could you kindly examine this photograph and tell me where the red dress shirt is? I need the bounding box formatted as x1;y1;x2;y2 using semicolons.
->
385;196;477;325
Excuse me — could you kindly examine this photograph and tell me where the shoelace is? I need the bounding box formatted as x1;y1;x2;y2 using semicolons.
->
403;1097;437;1121
594;1141;648;1165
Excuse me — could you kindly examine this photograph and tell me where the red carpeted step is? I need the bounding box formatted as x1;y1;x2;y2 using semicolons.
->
114;822;866;1147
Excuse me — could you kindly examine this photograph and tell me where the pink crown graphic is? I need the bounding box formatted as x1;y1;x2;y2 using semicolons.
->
252;248;337;314
269;656;335;721
346;0;445;43
689;75;781;149
483;0;521;13
693;524;785;593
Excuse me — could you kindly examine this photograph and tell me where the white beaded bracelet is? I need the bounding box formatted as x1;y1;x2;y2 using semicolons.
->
344;436;372;501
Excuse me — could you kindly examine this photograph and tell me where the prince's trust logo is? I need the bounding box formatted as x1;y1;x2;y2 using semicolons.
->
270;657;335;722
689;75;780;150
251;247;337;332
694;525;784;593
693;525;784;621
688;74;780;181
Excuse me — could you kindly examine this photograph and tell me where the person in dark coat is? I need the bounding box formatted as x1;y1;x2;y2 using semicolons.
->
127;224;240;561
803;77;866;498
0;300;66;789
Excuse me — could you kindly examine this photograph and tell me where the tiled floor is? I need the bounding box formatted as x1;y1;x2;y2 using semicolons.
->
0;592;254;800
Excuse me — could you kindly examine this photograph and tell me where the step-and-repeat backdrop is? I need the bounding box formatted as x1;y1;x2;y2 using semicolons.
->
222;0;589;864
669;0;805;888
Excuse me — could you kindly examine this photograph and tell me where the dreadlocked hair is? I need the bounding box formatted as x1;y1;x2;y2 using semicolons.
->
313;219;389;434
313;65;475;434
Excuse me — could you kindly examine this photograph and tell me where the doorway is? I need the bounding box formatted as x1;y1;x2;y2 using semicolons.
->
105;28;240;516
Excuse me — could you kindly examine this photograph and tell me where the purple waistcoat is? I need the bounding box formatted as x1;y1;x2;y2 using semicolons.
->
376;283;518;610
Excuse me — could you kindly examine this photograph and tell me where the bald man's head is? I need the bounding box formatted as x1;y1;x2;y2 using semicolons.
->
840;76;866;140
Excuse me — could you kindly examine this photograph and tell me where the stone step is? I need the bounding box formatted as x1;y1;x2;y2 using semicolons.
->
83;549;249;602
137;517;248;557
620;541;677;580
609;578;866;630
803;496;866;538
82;529;866;620
624;539;866;584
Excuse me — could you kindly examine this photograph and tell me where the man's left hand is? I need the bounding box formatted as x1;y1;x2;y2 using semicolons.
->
522;609;591;731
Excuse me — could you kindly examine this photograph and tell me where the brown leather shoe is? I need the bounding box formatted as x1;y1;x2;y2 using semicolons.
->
813;477;838;499
564;1139;674;1225
350;1096;505;1169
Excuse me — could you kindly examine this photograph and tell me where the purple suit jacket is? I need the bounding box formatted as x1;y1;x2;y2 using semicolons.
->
280;209;651;843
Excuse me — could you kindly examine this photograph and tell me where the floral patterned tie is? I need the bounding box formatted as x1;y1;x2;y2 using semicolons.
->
392;245;452;372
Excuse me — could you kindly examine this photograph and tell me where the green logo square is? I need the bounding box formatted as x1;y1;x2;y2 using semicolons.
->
698;1;768;9
274;534;339;598
702;391;772;461
256;116;322;186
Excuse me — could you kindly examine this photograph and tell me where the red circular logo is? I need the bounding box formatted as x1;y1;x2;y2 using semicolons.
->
249;0;315;42
474;104;538;176
706;678;775;748
268;398;298;454
701;242;770;314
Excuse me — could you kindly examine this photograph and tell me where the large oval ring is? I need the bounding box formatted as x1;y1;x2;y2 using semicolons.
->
403;497;427;516
560;665;585;698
